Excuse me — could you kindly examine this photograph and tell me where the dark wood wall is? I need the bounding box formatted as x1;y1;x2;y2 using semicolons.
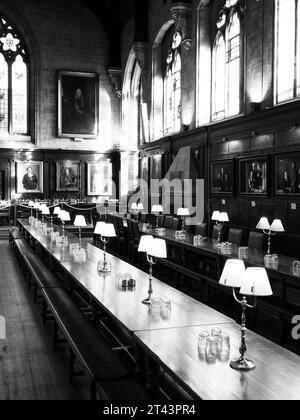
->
0;149;120;202
139;100;300;258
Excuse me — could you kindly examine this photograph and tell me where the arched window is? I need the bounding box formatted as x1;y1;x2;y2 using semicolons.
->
0;16;29;135
275;0;300;103
163;31;182;135
212;1;241;121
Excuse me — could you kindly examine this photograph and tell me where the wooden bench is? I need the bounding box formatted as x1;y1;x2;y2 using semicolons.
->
13;238;61;302
41;287;150;400
9;227;23;248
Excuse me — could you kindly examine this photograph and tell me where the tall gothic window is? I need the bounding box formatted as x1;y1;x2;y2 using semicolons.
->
163;31;182;135
275;0;300;103
0;16;29;135
212;0;241;121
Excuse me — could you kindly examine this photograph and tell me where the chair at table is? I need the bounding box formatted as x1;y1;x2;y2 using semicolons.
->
171;217;180;231
195;223;207;237
139;213;148;223
228;228;243;246
248;232;264;250
126;219;135;260
211;225;221;240
131;220;141;263
164;216;173;229
157;215;165;228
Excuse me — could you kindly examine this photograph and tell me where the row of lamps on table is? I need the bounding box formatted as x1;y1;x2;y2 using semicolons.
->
29;203;277;372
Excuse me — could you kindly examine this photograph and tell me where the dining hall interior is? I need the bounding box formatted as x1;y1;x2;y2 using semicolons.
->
1;0;300;402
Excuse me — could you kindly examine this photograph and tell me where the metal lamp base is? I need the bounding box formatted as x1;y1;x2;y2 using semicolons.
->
142;297;151;305
98;266;111;273
230;358;256;372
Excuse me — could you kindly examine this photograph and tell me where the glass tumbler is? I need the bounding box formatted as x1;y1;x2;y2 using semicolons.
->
198;331;210;354
205;336;218;363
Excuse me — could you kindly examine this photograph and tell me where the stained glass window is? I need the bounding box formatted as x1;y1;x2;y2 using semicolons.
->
275;0;300;103
163;32;182;135
212;4;241;121
0;16;28;135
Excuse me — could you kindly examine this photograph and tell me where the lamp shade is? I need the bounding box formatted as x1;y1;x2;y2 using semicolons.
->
94;222;106;235
74;215;87;227
42;207;50;215
59;211;71;222
101;223;116;238
219;212;229;222
270;219;285;233
177;208;190;217
39;204;47;212
239;267;273;297
147;238;167;259
211;211;221;221
256;217;270;231
137;203;144;211
152;205;163;213
219;259;246;288
53;207;61;215
28;201;35;208
131;203;138;210
33;203;41;210
138;235;154;253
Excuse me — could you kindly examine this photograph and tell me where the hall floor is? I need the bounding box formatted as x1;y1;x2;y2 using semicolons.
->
0;241;88;400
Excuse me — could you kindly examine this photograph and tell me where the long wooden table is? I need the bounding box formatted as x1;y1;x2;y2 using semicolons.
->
135;323;300;400
18;220;234;335
17;219;300;400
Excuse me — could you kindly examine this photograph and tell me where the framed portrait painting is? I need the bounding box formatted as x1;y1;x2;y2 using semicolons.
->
87;160;112;196
151;155;162;181
56;161;80;192
140;157;149;185
211;160;235;196
275;154;300;195
16;161;44;194
58;71;99;138
239;156;269;196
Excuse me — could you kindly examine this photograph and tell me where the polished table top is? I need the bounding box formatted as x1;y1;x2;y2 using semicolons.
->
134;223;300;281
18;220;234;334
134;323;300;400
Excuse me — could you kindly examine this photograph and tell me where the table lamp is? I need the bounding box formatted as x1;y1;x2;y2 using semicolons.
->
177;208;190;232
59;210;71;239
256;217;285;255
212;211;229;247
138;236;167;305
28;201;35;220
33;202;41;219
74;215;87;249
94;221;106;244
97;223;116;273
220;260;273;371
41;206;50;224
53;207;61;218
152;205;163;231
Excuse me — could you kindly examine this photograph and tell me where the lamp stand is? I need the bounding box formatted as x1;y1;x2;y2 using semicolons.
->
142;255;156;305
98;237;111;273
231;289;257;371
216;222;223;247
181;216;186;232
78;227;82;249
155;213;159;231
263;230;276;255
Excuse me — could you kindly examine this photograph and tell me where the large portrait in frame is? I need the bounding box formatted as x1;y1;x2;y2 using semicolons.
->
239;156;269;196
87;160;112;196
140;157;149;185
211;159;235;196
58;71;99;138
56;161;80;192
16;161;44;194
275;154;300;195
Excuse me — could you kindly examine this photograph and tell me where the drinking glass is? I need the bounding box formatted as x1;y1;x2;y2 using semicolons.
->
211;327;222;339
205;336;218;363
150;298;162;321
272;254;279;269
264;254;273;269
198;331;210;353
161;298;172;320
217;333;231;361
